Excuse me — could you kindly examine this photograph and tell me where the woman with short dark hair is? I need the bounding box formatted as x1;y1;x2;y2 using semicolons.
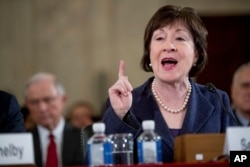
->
103;5;235;163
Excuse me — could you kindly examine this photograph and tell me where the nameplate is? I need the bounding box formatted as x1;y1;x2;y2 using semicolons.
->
0;133;34;165
223;127;250;156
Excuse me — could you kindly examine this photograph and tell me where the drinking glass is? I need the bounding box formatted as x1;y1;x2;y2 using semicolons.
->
108;133;134;165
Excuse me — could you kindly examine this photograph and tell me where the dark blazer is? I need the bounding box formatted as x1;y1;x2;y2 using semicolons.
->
103;77;236;163
0;90;25;133
29;122;84;167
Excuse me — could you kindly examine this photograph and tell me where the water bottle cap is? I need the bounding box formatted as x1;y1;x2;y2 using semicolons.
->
142;120;155;130
92;122;105;132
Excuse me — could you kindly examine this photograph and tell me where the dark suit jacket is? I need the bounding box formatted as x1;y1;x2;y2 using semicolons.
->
0;90;25;133
103;77;236;163
29;122;84;167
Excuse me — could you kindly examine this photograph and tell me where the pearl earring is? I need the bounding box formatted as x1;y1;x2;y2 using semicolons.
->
149;63;152;67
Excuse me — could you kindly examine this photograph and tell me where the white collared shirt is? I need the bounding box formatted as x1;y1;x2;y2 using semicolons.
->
235;110;250;126
37;118;65;167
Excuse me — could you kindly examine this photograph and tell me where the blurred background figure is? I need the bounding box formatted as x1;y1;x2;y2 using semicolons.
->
67;101;94;128
24;72;83;167
21;105;36;130
0;90;25;133
231;61;250;126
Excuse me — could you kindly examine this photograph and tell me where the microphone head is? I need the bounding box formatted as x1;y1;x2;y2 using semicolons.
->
206;83;216;93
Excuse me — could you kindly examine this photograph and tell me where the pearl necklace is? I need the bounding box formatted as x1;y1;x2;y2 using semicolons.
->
151;79;192;113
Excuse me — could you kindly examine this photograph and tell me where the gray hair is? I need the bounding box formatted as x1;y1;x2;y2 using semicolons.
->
232;61;250;84
24;72;65;98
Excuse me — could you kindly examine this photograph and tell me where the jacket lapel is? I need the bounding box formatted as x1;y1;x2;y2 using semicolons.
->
62;123;69;165
32;127;43;167
133;87;174;152
181;82;215;134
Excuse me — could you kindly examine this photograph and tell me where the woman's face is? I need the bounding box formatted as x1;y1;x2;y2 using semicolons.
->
150;22;198;83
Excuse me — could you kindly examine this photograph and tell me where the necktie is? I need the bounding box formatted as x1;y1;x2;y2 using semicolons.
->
46;133;58;167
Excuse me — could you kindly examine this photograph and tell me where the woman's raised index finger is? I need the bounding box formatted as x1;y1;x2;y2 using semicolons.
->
118;60;126;78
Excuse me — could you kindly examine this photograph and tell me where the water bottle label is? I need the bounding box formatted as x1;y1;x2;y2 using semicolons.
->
137;141;143;163
138;140;162;163
88;143;104;165
143;141;157;163
104;141;113;164
156;140;162;162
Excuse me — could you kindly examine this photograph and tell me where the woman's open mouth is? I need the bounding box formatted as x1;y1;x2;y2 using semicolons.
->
161;57;178;69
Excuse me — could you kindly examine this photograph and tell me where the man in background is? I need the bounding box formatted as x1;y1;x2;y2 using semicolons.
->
231;61;250;126
24;72;84;167
0;90;25;132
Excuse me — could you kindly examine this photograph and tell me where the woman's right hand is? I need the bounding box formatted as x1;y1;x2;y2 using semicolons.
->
108;60;133;119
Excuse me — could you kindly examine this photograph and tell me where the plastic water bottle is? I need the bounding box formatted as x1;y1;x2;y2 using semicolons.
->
87;122;112;166
137;120;162;164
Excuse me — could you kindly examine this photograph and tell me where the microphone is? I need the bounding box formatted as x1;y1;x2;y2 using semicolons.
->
205;83;242;126
205;83;216;93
